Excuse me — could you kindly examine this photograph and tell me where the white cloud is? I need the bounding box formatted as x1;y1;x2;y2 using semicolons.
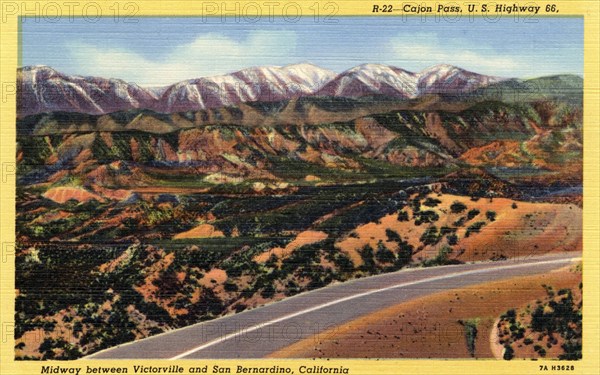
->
387;33;522;76
66;31;298;86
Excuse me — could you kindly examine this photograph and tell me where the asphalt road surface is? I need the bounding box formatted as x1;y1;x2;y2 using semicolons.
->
86;252;579;359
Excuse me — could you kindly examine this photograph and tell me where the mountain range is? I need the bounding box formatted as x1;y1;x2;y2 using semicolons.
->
17;63;505;118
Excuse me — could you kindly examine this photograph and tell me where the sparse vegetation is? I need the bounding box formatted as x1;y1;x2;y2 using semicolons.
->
422;246;457;267
460;318;479;357
14;85;583;359
498;283;582;360
465;221;486;237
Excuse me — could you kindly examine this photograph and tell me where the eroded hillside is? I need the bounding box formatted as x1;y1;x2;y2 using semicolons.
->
15;79;583;359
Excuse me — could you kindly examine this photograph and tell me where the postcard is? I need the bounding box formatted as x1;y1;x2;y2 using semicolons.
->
0;1;598;374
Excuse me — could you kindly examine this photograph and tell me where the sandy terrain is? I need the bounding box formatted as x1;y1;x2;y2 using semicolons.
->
254;230;328;263
270;262;581;359
42;186;105;204
173;223;225;239
335;194;581;265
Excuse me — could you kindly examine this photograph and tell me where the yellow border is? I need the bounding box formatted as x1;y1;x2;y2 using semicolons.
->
1;1;598;374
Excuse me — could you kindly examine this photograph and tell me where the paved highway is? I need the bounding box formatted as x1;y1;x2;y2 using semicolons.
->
86;252;579;359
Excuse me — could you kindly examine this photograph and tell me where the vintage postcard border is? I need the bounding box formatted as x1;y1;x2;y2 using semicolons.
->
1;1;598;374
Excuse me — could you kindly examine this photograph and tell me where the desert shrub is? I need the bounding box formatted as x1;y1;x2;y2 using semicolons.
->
465;221;486;237
450;201;467;213
397;210;409;222
534;345;547;357
462;318;479;357
394;240;414;268
415;210;439;225
512;202;518;209
420;226;441;245
423;197;442;207
411;198;421;213
486;210;497;221
332;252;354;274
260;283;276;299
224;280;238;292
440;226;456;236
39;338;57;360
358;245;377;273
39;337;82;360
375;241;395;264
453;217;466;227
385;229;402;243
422;246;456;267
446;233;459;246
503;344;514;360
505;285;582;360
280;240;325;274
284;280;301;297
560;340;582;360
467;209;480;220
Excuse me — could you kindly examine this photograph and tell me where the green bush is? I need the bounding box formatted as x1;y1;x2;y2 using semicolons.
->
503;344;514;360
467;209;480;220
397;210;409;222
385;229;402;243
450;201;468;214
332;253;355;274
440;226;456;236
453;217;466;227
447;233;459;246
463;318;479;358
224;281;238;292
415;210;439;225
260;284;276;299
375;241;395;264
420;226;441;245
358;245;377;273
422;246;455;267
423;198;442;207
394;240;414;269
465;221;486;237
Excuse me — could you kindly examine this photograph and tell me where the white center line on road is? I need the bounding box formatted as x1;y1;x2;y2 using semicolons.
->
169;257;580;359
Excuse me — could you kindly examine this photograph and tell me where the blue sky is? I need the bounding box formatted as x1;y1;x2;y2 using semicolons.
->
21;17;583;86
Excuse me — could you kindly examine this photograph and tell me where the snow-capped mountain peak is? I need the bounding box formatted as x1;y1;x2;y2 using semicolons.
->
318;63;418;98
417;64;504;95
17;63;506;117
